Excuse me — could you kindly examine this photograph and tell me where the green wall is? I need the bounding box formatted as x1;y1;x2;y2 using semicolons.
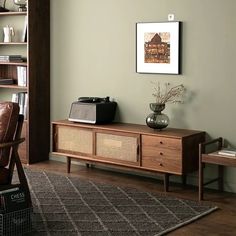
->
51;0;236;192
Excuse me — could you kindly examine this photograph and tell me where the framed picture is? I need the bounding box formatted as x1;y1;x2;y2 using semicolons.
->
136;21;181;74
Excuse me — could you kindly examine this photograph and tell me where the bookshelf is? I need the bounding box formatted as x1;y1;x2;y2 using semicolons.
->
0;0;50;164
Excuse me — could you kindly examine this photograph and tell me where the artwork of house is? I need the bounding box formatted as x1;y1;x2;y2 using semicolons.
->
144;32;170;63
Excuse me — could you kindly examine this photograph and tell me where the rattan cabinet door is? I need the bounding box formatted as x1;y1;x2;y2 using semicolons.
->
96;132;140;165
55;125;93;155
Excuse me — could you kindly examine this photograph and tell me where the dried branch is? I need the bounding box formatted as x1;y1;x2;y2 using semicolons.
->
151;81;185;104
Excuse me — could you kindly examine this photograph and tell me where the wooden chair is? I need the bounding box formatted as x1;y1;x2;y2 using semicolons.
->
0;102;31;207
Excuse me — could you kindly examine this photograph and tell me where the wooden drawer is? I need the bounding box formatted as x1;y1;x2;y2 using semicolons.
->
54;125;93;155
142;135;181;150
141;135;182;174
96;132;139;164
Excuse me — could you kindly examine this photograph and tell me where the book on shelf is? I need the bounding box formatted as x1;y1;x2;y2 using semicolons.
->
0;55;21;58
218;148;236;157
23;93;28;118
18;92;25;115
0;188;28;213
17;66;27;86
11;92;28;118
22;16;28;42
0;78;14;85
11;93;19;103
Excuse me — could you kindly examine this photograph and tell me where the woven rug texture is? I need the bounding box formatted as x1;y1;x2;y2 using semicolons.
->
20;168;217;236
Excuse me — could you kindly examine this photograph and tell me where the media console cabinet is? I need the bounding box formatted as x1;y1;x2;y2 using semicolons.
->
52;120;205;191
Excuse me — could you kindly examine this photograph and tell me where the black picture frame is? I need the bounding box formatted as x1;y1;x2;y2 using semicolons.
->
136;21;181;74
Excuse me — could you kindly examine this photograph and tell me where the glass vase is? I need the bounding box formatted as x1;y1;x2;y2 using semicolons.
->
146;103;169;130
13;0;27;12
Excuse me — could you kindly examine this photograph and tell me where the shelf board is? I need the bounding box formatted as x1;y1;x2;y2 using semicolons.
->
0;42;27;45
0;11;27;16
0;84;27;89
0;62;27;66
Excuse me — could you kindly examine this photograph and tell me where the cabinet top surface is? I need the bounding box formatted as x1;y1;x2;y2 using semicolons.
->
52;120;205;138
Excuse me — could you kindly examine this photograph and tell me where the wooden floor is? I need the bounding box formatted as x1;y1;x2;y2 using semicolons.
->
26;160;236;236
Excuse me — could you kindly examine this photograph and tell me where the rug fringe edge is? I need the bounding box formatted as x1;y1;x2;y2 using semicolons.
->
154;206;218;236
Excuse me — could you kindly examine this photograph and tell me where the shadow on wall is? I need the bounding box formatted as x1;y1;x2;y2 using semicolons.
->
169;107;188;128
169;88;198;128
114;105;122;122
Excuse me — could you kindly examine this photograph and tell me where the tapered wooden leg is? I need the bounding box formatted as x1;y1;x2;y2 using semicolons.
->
199;143;204;201
67;157;71;173
164;173;170;192
182;175;187;187
198;146;204;201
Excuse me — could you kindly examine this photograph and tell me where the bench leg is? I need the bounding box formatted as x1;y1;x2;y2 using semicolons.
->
218;165;224;191
67;157;71;173
199;161;203;201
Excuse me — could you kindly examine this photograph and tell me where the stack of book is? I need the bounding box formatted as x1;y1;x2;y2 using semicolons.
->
12;92;28;118
218;148;236;157
0;55;23;62
0;78;14;85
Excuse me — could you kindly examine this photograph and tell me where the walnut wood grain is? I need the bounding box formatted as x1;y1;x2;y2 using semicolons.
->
52;120;205;191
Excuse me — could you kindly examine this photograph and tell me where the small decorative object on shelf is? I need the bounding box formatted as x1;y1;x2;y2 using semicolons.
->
146;82;185;130
13;0;27;12
3;25;15;43
0;0;9;12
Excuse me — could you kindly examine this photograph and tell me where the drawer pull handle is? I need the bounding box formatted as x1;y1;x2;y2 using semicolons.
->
160;141;163;144
159;163;163;166
160;152;163;155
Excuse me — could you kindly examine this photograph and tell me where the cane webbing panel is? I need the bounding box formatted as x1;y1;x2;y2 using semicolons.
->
96;133;138;162
57;126;92;154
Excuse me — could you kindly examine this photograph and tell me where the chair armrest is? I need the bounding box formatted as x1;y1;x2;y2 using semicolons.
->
0;138;25;148
199;137;223;154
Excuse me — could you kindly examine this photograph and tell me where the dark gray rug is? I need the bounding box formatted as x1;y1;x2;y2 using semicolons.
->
22;168;217;236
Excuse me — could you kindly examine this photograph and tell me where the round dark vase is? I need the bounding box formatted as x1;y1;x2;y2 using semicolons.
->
146;103;169;130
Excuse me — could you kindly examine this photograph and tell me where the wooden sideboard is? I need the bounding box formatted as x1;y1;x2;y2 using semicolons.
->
52;120;205;191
